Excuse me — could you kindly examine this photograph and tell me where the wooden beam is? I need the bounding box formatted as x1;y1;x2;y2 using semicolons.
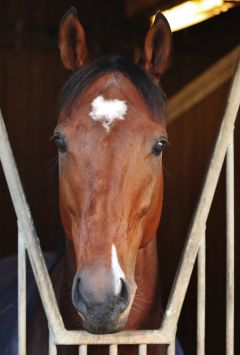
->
125;0;159;18
168;46;240;124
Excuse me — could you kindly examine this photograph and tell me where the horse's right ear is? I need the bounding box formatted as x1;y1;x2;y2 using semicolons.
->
143;12;172;81
59;7;88;71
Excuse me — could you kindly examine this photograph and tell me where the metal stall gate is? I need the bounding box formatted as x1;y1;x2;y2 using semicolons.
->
0;54;239;355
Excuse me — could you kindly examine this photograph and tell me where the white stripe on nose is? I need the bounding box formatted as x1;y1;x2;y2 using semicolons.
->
111;245;125;295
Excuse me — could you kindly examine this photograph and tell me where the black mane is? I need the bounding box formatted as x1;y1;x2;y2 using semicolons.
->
59;55;166;117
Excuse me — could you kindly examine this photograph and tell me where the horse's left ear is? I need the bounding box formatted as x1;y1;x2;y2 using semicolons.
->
59;7;88;71
144;12;172;81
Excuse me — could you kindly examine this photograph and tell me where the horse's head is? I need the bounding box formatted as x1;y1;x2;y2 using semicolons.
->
55;8;171;334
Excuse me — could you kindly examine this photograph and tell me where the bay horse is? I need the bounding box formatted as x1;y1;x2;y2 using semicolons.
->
27;7;178;355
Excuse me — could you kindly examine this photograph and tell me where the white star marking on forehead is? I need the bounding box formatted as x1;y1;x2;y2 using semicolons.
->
89;95;127;132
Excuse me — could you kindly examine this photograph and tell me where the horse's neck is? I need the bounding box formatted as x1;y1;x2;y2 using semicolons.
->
126;237;162;330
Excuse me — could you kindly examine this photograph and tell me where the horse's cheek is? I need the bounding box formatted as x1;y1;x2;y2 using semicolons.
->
140;215;160;248
139;187;163;248
59;198;74;242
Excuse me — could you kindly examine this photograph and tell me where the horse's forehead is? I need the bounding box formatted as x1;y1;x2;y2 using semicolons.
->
86;72;137;100
72;73;153;132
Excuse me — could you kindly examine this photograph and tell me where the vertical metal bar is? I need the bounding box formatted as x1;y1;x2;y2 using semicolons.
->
79;345;87;355
197;231;206;355
139;344;147;355
109;344;118;355
18;223;26;355
226;136;234;355
167;339;175;355
49;333;57;355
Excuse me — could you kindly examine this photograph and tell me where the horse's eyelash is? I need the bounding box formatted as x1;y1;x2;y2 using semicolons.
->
163;138;170;146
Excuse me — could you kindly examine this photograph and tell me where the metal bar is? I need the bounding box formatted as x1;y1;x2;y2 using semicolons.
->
0;109;65;339
226;136;235;355
79;345;87;355
197;232;206;355
18;223;26;355
167;339;175;355
53;329;170;345
109;344;118;355
138;344;147;355
49;334;57;355
162;55;240;335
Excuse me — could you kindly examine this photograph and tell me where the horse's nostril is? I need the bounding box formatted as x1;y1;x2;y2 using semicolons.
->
72;276;83;307
118;278;129;308
76;277;81;293
120;278;126;299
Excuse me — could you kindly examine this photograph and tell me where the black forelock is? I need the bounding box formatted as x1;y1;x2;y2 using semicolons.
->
58;55;166;117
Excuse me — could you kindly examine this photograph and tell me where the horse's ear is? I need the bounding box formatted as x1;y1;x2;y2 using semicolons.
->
59;7;88;71
143;12;172;81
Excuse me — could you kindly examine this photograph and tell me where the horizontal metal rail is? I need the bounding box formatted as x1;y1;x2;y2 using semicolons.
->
0;54;239;354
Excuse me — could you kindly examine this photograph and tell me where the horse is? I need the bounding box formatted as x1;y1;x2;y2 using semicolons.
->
1;7;181;355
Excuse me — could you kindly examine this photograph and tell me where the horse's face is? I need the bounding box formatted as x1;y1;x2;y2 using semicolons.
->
56;8;171;334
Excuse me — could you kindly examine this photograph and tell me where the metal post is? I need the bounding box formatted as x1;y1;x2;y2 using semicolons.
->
49;334;57;355
79;345;87;355
18;223;26;355
167;327;176;355
109;344;118;355
167;338;175;355
197;231;206;355
139;344;147;355
226;136;234;355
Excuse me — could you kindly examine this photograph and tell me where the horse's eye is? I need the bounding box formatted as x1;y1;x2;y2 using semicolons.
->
152;138;168;156
52;133;67;153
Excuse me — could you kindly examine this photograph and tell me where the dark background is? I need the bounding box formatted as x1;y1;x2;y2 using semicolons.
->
0;1;239;354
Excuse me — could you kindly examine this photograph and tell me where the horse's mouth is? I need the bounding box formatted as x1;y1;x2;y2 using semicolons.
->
82;317;127;334
74;297;130;334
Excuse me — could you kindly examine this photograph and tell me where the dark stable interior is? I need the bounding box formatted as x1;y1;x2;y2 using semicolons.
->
0;1;239;354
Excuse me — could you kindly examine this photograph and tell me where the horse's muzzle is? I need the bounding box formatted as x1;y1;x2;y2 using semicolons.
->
72;267;130;333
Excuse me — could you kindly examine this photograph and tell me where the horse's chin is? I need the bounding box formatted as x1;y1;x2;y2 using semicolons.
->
82;318;127;334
